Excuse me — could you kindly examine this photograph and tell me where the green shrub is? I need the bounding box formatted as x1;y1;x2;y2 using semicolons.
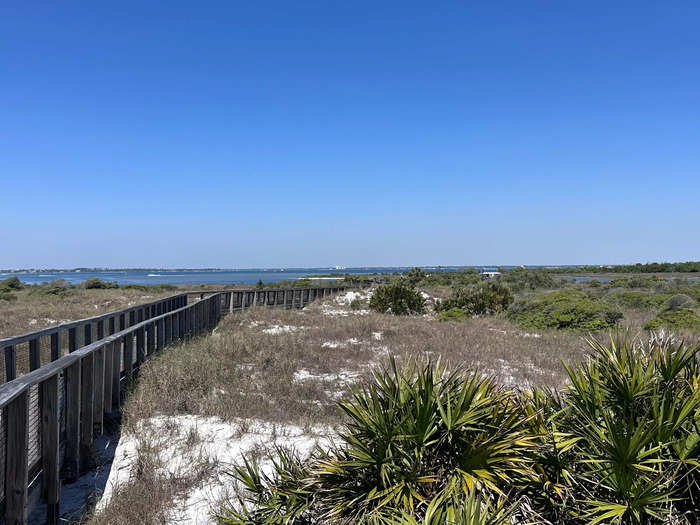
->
369;283;425;315
496;268;558;292
83;277;119;289
436;307;471;322
404;267;427;286
507;290;623;331
221;357;532;523
553;335;700;523
0;276;23;290
644;308;700;331
349;298;363;310
437;281;514;316
602;290;670;310
29;279;75;297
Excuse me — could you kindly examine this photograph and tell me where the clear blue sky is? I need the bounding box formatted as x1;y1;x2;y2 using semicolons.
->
2;1;699;268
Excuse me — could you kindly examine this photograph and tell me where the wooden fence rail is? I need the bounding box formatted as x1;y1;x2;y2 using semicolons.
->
0;285;346;524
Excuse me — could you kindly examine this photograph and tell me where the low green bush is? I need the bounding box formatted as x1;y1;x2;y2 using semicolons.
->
507;290;623;331
602;290;671;310
644;308;700;331
496;268;558;292
349;298;363;310
436;281;514;316
0;276;24;290
28;279;75;297
83;277;119;289
369;283;425;315
436;307;471;322
404;267;427;286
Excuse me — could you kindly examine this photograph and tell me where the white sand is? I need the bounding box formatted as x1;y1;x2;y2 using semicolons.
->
98;416;333;524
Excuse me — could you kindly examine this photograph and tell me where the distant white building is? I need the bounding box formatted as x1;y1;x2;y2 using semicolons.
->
480;269;500;279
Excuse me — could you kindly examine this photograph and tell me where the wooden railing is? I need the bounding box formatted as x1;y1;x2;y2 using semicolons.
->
0;285;346;524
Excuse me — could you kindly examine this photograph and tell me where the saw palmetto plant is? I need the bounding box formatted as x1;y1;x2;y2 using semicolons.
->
219;333;700;525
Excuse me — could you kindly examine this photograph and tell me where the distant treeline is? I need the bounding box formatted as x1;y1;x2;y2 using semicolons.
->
557;261;700;274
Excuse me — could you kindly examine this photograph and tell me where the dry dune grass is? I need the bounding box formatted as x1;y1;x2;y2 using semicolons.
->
0;288;175;339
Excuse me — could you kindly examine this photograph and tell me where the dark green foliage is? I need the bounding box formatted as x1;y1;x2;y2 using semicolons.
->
508;290;623;331
83;277;119;289
420;268;480;287
602;290;671;310
574;261;700;273
28;278;75;297
369;283;425;315
404;267;427;286
644;308;700;331
554;335;700;523
349;298;363;311
221;357;534;524
436;307;471;322
496;268;558;292
436;281;514;316
0;276;24;290
607;276;668;289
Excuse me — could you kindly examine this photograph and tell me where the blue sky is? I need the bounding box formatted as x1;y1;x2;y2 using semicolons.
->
1;1;699;268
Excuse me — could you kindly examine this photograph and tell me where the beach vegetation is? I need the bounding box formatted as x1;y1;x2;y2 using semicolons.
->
436;281;514;316
508;290;623;331
644;308;700;331
369;283;425;315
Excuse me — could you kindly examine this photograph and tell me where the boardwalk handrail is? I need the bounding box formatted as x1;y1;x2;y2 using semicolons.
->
0;284;346;524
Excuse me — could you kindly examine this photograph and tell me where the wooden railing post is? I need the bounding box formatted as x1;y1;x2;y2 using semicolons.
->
68;328;77;353
103;342;114;416
29;338;40;371
4;344;17;382
135;327;145;371
123;333;134;385
50;331;60;361
80;353;95;471
147;322;155;355
111;340;121;412
63;360;81;481
84;323;92;346
6;389;29;525
93;345;105;435
41;374;60;525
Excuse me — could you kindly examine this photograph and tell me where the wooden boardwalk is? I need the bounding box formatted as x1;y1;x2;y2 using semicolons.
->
0;285;347;524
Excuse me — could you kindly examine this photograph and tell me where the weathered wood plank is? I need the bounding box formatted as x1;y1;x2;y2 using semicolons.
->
41;374;60;525
5;344;17;382
29;338;40;371
103;342;113;415
63;360;81;480
6;389;29;525
111;340;121;412
123;332;134;386
93;345;105;435
80;353;95;471
50;331;60;362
